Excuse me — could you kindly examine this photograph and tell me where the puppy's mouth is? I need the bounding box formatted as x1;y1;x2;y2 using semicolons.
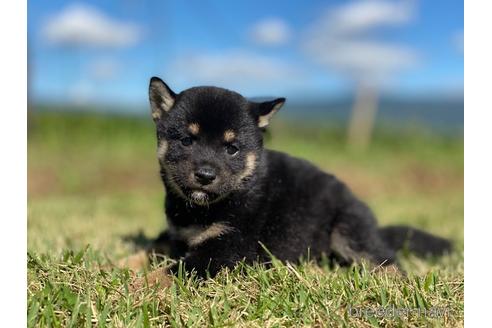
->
164;171;227;206
165;175;215;205
190;190;209;206
188;187;229;206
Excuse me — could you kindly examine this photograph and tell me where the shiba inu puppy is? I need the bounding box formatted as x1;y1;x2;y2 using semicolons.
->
137;76;451;285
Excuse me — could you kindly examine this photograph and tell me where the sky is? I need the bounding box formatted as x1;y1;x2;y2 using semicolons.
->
28;0;463;107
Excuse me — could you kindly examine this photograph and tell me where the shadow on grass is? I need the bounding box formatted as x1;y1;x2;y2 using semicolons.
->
121;229;156;250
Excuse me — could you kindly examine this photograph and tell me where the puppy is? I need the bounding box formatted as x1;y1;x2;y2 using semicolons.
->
138;77;451;284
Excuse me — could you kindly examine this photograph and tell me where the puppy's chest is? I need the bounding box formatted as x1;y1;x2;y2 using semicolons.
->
167;221;235;248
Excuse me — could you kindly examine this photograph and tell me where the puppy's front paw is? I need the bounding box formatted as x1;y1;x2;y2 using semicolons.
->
129;267;173;292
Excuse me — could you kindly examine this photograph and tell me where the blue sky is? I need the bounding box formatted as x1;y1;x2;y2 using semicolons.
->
28;0;463;106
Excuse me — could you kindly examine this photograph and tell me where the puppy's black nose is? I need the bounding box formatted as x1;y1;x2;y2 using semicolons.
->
194;167;216;185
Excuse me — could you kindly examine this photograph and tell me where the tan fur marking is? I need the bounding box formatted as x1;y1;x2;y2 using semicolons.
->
188;123;200;135
172;224;206;241
258;101;284;127
258;108;278;128
224;130;235;142
161;95;174;112
152;111;161;120
188;223;235;247
157;140;168;159
237;152;257;182
149;81;175;118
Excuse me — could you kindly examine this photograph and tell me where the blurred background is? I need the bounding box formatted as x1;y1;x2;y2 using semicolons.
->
27;0;463;256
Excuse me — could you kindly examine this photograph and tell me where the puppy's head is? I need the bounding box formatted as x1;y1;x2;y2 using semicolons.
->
148;77;285;206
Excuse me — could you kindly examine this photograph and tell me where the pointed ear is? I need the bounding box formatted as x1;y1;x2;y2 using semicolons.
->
149;77;176;121
251;98;286;128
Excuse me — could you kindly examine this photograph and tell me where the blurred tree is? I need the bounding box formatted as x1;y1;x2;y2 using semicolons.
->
347;83;378;150
303;0;417;149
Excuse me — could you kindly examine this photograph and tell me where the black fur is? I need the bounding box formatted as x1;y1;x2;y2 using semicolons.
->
147;77;452;278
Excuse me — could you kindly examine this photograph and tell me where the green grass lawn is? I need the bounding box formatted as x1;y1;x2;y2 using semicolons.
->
27;111;463;327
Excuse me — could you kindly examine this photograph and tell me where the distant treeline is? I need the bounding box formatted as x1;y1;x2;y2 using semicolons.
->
32;96;463;135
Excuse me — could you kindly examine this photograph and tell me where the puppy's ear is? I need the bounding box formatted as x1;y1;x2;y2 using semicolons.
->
149;77;176;122
250;98;286;128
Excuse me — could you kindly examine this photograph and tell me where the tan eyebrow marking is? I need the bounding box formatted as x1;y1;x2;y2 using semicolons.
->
188;123;200;135
224;130;235;142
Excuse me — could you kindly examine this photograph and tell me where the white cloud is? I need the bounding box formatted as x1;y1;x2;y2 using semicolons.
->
304;39;417;81
302;0;418;83
170;50;300;90
249;18;291;46
41;3;142;48
327;0;414;35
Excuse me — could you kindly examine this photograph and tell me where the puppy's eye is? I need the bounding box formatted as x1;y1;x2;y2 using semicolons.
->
226;144;239;156
181;137;193;146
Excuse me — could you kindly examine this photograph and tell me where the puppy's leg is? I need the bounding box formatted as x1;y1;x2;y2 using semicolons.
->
130;227;254;290
330;201;396;268
118;230;176;272
168;231;255;278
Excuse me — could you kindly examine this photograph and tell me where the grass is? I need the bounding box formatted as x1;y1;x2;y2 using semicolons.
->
27;111;463;327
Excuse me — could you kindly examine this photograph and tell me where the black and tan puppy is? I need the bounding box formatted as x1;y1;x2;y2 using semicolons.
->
140;76;451;284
